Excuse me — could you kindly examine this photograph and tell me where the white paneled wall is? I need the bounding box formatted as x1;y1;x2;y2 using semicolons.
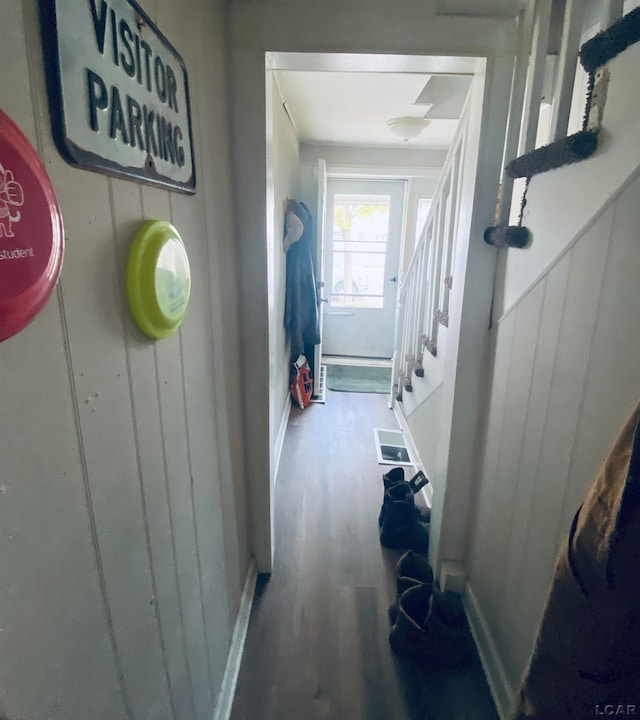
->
0;1;249;719
467;174;640;714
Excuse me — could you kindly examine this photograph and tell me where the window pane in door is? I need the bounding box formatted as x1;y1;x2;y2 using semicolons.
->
330;194;390;309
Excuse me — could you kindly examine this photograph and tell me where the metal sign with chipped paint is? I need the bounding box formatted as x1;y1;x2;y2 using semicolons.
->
40;0;196;193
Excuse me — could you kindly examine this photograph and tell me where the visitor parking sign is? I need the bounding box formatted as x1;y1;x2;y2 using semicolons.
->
40;0;196;193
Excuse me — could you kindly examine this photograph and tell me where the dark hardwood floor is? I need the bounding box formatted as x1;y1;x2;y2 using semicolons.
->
230;390;498;720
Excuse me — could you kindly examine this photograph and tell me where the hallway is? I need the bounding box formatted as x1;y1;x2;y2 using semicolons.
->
230;390;498;720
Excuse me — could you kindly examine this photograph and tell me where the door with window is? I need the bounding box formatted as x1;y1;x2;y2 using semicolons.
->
322;178;405;358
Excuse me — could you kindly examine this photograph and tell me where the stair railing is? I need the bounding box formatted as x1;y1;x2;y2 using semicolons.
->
391;95;470;403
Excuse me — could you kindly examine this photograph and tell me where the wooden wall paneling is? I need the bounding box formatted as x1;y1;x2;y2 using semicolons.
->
559;177;640;535
1;5;143;718
168;0;250;687
110;178;190;720
406;385;443;479
0;1;36;138
483;283;544;643
229;44;274;572
40;152;171;719
499;254;570;682
507;209;613;673
0;215;127;719
192;0;248;608
157;0;235;693
2;1;249;718
467;315;515;603
534;208;613;546
141;184;214;720
170;186;234;692
24;2;175;716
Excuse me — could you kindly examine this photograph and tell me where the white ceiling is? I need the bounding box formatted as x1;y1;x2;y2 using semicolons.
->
268;1;608;152
273;69;473;150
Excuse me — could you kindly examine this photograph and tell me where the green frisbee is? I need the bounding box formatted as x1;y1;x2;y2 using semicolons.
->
127;220;191;339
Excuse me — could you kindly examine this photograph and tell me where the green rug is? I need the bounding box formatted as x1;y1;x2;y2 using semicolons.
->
326;364;391;394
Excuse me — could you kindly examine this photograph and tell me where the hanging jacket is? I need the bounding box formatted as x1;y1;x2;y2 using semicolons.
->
283;199;320;357
511;398;640;719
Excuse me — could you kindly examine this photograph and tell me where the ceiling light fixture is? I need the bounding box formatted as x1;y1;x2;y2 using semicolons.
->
386;116;430;142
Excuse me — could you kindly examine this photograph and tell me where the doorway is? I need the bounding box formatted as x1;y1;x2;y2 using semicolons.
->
322;178;405;359
243;49;499;574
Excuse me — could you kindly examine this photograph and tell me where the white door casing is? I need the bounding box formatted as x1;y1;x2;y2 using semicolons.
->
313;159;327;396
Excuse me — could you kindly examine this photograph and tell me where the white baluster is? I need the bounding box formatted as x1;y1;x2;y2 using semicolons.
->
549;0;586;141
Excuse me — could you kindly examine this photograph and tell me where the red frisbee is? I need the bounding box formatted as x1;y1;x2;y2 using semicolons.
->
0;109;64;342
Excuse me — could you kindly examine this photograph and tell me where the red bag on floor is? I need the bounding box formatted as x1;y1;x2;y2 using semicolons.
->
290;354;313;409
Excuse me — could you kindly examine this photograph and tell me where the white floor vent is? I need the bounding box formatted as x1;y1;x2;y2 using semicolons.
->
373;428;414;466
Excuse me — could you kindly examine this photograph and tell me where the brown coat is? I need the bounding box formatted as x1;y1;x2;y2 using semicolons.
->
512;400;640;719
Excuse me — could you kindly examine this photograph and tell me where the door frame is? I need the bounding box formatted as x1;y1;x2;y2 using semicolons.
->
230;43;514;575
313;159;327;397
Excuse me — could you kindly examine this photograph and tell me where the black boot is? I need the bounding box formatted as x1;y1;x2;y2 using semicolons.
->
397;549;434;595
388;584;473;668
383;466;405;490
383;467;429;493
379;484;430;552
378;468;431;526
432;588;465;626
388;550;434;624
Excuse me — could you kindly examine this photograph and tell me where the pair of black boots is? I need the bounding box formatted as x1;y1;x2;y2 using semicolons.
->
388;551;473;668
379;467;431;552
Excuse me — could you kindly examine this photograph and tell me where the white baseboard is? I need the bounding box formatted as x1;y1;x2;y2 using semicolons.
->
212;558;258;720
274;395;292;487
439;560;466;594
463;581;515;720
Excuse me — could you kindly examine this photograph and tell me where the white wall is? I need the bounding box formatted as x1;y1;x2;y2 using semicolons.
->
267;74;301;482
405;383;444;480
466;42;640;718
0;1;249;718
230;1;517;58
299;144;447;175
